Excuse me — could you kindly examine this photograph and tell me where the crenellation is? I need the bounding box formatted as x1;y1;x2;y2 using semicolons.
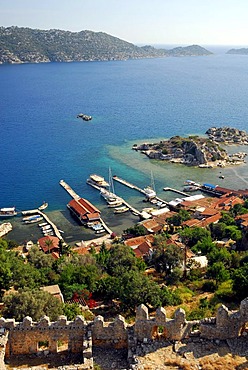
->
0;297;247;367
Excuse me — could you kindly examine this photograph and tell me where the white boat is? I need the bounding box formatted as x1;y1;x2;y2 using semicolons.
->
23;214;41;222
39;222;48;227
144;171;156;199
183;185;200;192
92;224;104;231
87;174;109;188
107;199;123;207
144;186;156;199
24;216;43;224
0;207;17;218
41;225;52;231
95;229;105;234
101;167;122;203
114;206;129;214
38;202;48;211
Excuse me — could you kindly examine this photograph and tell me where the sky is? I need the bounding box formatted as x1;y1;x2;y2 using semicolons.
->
0;0;248;46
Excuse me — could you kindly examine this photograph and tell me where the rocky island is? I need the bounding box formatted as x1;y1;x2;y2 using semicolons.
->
227;48;248;55
0;26;212;64
133;126;248;167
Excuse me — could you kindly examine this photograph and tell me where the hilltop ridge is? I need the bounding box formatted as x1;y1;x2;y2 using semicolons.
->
0;26;212;64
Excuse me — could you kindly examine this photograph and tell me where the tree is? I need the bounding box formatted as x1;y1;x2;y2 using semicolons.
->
192;236;215;254
207;247;232;267
210;222;227;240
27;245;54;269
219;212;235;226
180;227;211;248
62;302;82;320
124;224;146;237
232;263;248;300
106;244;143;276
3;289;63;321
152;244;183;275
207;262;230;286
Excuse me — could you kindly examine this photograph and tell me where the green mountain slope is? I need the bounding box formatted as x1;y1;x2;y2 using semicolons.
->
0;26;213;64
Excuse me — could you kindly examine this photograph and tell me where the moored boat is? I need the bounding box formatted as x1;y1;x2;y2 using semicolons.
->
0;207;17;218
95;229;105;234
38;202;48;211
24;216;43;224
87;174;109;188
107;199;123;207
114;206;129;214
23;214;42;222
144;186;156;199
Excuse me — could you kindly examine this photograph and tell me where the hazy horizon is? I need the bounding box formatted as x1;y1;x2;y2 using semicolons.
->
1;1;248;47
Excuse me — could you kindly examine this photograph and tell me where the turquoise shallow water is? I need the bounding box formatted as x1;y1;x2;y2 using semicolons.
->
1;52;248;243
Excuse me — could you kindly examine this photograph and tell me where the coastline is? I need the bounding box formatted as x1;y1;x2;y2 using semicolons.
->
2;138;248;246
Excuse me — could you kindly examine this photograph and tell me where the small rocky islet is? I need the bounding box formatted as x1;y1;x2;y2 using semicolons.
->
132;126;248;168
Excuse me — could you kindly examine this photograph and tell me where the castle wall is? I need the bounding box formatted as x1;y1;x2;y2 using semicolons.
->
0;297;247;365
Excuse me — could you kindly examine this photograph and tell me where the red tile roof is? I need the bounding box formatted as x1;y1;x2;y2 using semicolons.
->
38;236;60;253
124;235;154;248
133;241;151;258
68;198;100;221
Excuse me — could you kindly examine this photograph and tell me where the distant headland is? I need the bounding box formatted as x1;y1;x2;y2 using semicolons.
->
227;48;248;55
133;126;248;168
0;26;212;64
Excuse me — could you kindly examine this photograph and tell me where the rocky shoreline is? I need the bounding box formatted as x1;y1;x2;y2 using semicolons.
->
132;127;248;168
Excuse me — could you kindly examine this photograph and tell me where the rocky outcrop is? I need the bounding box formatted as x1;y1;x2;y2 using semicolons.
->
133;135;228;167
133;127;248;167
206;126;248;144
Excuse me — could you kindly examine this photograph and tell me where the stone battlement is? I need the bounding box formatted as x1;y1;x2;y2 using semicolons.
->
0;297;247;368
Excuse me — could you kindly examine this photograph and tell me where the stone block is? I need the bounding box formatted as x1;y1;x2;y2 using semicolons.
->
136;304;148;321
22;317;32;327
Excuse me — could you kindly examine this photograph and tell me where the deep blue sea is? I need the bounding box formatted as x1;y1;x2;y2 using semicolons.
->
1;47;248;242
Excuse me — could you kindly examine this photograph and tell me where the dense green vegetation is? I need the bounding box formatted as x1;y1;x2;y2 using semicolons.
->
0;26;212;64
1;201;248;322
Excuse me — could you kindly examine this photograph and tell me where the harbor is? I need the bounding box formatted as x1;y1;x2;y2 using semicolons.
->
60;179;114;237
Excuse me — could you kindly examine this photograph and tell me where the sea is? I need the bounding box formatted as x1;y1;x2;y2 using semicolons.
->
1;45;248;244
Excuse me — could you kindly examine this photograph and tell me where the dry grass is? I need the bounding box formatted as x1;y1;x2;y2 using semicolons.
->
158;354;248;370
199;355;248;370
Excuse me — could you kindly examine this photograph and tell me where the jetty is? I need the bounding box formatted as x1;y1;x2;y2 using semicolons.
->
88;175;146;219
113;175;147;196
60;180;80;200
37;210;63;240
21;207;63;240
113;175;169;207
163;187;190;197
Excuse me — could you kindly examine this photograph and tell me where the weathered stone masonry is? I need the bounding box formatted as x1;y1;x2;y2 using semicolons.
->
0;297;247;368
